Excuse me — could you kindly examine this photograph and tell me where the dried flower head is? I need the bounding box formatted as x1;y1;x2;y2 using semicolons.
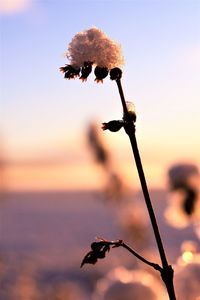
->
67;27;124;69
60;27;124;82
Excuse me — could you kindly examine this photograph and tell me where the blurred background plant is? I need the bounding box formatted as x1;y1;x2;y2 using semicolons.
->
86;122;126;202
165;163;200;237
86;121;152;254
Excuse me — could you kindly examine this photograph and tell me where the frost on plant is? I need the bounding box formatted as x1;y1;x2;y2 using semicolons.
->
60;27;124;82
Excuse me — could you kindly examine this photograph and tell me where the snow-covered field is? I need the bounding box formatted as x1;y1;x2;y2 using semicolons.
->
0;190;199;299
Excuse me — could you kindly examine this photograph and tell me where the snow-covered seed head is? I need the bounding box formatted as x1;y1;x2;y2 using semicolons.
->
67;27;124;69
61;27;124;82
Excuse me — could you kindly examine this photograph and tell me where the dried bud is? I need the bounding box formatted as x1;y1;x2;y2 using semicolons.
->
110;67;122;80
80;61;93;82
94;66;109;83
81;241;110;268
80;251;98;267
60;65;80;79
102;120;124;132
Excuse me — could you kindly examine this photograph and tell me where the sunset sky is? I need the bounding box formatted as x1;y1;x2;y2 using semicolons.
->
1;0;200;191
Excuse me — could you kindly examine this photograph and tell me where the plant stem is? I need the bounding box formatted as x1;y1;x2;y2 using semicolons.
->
99;238;162;271
115;78;176;300
120;242;162;272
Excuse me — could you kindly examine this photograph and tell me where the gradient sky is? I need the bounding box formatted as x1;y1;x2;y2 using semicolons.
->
1;0;200;191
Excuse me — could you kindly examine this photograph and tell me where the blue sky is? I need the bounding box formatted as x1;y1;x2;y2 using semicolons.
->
1;0;200;189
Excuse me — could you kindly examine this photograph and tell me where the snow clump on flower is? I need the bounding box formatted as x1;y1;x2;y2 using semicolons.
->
66;27;124;69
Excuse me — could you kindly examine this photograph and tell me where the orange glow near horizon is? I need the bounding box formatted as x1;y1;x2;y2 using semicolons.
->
1;158;187;192
2;130;200;192
4;163;104;192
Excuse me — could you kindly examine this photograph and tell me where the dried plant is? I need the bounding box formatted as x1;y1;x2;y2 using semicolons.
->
87;122;125;201
165;163;200;233
60;27;176;300
168;163;199;216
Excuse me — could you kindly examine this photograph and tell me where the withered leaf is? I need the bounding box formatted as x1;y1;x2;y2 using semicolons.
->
81;241;111;268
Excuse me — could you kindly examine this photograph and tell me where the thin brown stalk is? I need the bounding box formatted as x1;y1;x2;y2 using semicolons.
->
115;78;176;300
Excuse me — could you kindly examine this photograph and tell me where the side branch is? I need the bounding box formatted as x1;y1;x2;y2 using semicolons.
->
120;241;162;272
81;238;162;272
